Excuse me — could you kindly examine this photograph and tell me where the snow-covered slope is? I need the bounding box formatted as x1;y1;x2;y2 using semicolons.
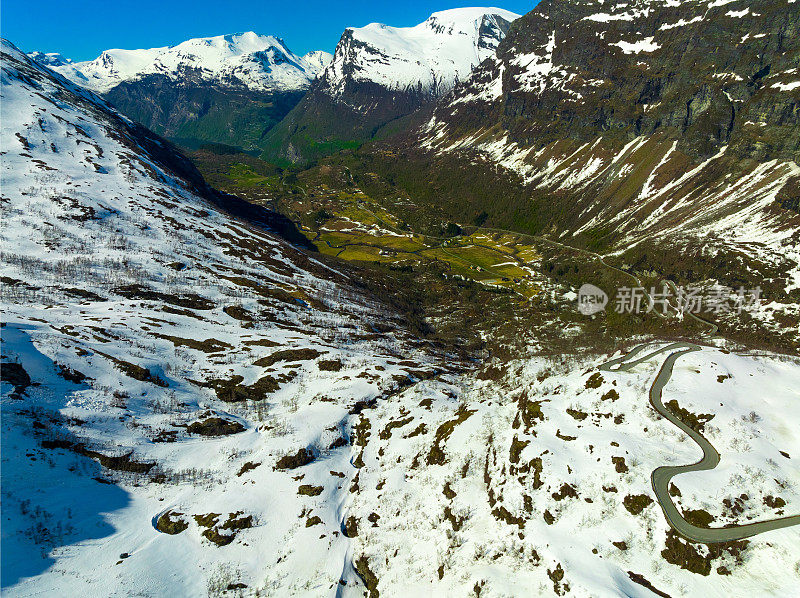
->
303;50;334;72
4;19;800;596
345;345;800;596
38;32;330;93
0;38;442;595
321;7;520;99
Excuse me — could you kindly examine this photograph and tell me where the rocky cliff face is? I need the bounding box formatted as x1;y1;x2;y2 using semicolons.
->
431;0;799;162
102;77;307;150
414;0;800;272
261;8;519;164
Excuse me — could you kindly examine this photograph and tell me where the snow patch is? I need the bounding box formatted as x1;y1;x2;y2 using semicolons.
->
612;37;661;54
772;81;800;92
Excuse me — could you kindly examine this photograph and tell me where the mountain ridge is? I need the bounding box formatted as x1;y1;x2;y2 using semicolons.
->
35;31;332;93
428;0;800;163
261;7;521;164
321;7;521;100
27;32;334;152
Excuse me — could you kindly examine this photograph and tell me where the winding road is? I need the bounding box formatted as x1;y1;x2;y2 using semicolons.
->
600;342;800;543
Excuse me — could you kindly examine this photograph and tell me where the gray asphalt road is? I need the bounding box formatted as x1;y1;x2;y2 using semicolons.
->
600;343;800;543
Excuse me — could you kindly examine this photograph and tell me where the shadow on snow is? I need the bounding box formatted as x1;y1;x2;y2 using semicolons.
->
1;324;131;589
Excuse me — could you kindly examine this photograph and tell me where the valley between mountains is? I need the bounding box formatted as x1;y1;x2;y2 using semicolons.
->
3;1;800;597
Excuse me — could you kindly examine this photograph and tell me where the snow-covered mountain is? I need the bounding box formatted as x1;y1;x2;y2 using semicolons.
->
321;7;520;99
408;0;800;344
26;33;334;152
26;50;72;68
40;32;331;93
26;51;90;86
262;7;520;164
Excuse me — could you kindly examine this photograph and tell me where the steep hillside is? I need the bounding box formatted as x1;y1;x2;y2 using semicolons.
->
420;0;800;236
0;39;440;594
261;8;519;165
31;33;332;151
334;0;800;348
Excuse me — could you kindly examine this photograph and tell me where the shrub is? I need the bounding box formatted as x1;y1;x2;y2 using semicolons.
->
156;511;189;535
585;373;604;389
317;359;343;371
187;417;245;437
298;485;324;496
275;448;315;470
255;348;323;367
623;494;653;515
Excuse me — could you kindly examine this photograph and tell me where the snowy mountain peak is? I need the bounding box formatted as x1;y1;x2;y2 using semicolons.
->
322;7;521;98
31;32;331;93
261;7;521;163
26;50;72;68
424;6;521;32
302;50;334;71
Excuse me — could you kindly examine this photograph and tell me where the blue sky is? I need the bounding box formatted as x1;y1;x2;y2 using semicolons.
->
2;1;537;61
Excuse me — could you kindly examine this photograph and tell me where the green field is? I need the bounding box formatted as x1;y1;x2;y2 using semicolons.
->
300;212;541;298
188;151;543;298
